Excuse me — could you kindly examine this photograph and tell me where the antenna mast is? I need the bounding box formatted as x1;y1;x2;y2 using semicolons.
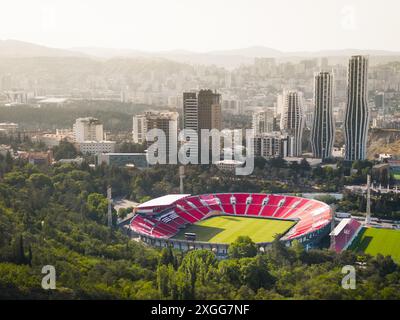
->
179;165;185;194
107;186;112;228
365;174;371;225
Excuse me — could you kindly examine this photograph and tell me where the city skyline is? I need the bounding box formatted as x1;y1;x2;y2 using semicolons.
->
1;0;400;52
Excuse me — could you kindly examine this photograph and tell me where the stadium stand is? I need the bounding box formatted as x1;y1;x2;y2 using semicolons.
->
330;218;362;252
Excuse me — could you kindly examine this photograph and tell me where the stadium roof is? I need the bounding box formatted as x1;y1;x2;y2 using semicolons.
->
330;218;351;236
137;194;190;208
38;97;68;104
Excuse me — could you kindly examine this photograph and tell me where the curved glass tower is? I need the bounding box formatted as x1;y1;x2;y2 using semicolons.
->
344;55;369;161
280;91;305;157
311;72;335;159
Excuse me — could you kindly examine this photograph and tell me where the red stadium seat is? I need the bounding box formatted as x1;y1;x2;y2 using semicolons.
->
235;204;247;215
251;194;267;204
174;207;198;223
186;196;203;208
246;204;261;215
187;208;204;220
215;194;231;204
273;206;287;218
260;205;275;217
221;204;235;214
234;193;248;204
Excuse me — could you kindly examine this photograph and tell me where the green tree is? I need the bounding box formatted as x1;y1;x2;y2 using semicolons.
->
157;264;170;298
240;256;275;291
28;173;53;190
87;193;108;223
159;246;177;268
228;236;257;259
53;139;78;160
13;235;27;265
177;250;216;299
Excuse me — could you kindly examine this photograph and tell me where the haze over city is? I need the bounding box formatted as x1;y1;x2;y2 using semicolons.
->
1;0;400;52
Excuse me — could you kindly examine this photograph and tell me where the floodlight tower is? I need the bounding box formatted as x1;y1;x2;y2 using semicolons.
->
107;186;113;228
330;204;336;251
365;174;371;225
179;165;185;194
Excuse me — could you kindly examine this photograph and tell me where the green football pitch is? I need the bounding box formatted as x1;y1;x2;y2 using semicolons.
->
349;227;400;263
173;215;295;244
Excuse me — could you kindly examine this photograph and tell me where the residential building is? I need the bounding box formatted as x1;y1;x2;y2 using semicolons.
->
280;91;305;156
344;55;370;161
311;71;335;159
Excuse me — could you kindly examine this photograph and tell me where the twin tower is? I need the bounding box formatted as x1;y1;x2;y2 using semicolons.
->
311;55;369;161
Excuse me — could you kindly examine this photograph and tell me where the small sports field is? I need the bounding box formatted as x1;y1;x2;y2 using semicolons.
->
349;227;400;263
173;215;295;244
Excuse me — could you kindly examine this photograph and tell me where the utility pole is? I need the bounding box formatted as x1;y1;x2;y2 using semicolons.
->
107;186;112;228
365;174;371;225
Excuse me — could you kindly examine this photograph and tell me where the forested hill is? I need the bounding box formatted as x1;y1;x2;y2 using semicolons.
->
0;102;160;132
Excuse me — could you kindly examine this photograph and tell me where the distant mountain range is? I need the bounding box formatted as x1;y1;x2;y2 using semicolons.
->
1;39;400;68
0;39;88;58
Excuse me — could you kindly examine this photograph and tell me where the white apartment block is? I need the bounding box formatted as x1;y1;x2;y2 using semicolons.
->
73;117;104;143
78;141;116;155
252;108;276;135
253;132;295;159
132;114;147;144
132;111;179;163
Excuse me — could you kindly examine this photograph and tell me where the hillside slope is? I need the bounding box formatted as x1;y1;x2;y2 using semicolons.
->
367;129;400;158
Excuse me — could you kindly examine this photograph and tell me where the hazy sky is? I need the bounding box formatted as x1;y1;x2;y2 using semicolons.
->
1;0;399;52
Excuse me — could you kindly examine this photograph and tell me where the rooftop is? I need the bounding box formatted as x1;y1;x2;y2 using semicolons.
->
137;194;190;209
100;153;147;156
214;159;244;165
38;98;68;104
79;140;115;144
330;218;352;237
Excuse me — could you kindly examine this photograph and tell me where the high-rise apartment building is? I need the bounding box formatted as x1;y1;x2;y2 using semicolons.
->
133;111;178;163
375;92;385;115
73;117;116;155
183;92;198;133
197;89;221;131
252;108;277;135
280;91;305;156
132;114;147;144
253;132;294;158
183;89;221;161
311;72;335;159
183;92;199;160
73;117;104;142
344;55;370;161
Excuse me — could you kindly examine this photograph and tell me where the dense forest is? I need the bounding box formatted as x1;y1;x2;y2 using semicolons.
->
0;101;163;132
0;101;252;135
1;153;400;299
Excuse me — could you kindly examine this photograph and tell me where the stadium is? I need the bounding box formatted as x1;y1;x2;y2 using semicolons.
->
129;193;332;256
